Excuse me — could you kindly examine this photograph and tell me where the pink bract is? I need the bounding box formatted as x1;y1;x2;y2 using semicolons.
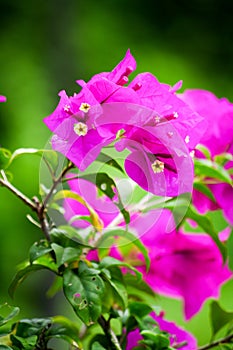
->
44;50;205;196
133;209;232;320
180;89;233;224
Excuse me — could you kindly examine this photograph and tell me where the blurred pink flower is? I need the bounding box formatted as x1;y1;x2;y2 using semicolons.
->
180;89;233;224
63;175;231;320
0;95;6;102
133;210;232;320
126;311;197;350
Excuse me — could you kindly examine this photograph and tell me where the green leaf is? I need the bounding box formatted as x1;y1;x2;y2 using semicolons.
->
140;331;170;348
29;240;53;264
80;172;130;224
193;181;216;203
10;334;38;349
227;229;233;271
91;341;106;350
0;304;20;327
9;148;58;170
0;346;14;349
96;152;125;174
214;152;233;166
63;262;105;325
194;158;232;185
0;148;12;169
186;206;227;261
195;144;211;159
8;263;57;298
124;273;155;299
50;227;91;248
210;301;233;337
99;256;142;281
128;302;153;319
51;243;81;267
101;266;128;310
96;229;150;271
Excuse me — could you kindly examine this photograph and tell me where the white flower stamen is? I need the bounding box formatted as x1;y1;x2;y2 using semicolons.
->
154;115;160;123
173;111;179;119
185;135;190;144
64;104;71;112
74;122;88;136
151;160;164;174
79;102;91;113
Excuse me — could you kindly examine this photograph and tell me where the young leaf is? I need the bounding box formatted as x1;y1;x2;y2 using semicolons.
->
8;263;58;298
193;181;216;203
96;152;125;174
0;304;20;327
29;240;53;264
186;206;227;261
99;256;142;281
9;148;58;170
210;301;233;337
63;262;105;325
53;190;103;232
194;158;232;185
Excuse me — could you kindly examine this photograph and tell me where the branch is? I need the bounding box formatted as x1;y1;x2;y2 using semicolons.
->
0;170;37;211
98;315;122;350
42;161;74;209
198;333;233;350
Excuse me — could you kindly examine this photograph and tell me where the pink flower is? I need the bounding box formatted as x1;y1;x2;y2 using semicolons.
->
126;312;197;350
179;89;233;224
133;210;232;320
0;95;6;102
63;176;231;320
44;50;205;195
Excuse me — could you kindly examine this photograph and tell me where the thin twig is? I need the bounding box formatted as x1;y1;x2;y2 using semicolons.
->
42;161;74;209
0;170;37;211
198;333;233;350
98;315;122;350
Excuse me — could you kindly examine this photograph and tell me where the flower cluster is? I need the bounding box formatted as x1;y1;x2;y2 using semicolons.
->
44;50;205;197
1;50;233;350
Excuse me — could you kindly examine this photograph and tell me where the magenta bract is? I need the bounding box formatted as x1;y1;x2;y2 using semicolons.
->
180;89;233;224
44;50;205;196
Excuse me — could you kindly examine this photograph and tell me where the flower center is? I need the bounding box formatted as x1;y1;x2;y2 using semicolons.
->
79;102;91;113
151;159;164;173
74;122;88;136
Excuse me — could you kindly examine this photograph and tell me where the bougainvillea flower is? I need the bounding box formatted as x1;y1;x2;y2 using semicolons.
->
0;95;6;103
115;123;194;197
180;89;233;224
43;88;116;170
130;209;232;320
44;50;205;195
126;312;197;350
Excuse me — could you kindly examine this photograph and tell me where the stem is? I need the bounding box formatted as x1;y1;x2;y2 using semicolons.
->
0;162;74;242
198;333;233;350
98;315;122;350
0;170;37;211
42;161;74;209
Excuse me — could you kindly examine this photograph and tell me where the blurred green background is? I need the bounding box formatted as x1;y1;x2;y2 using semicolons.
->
1;0;233;347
